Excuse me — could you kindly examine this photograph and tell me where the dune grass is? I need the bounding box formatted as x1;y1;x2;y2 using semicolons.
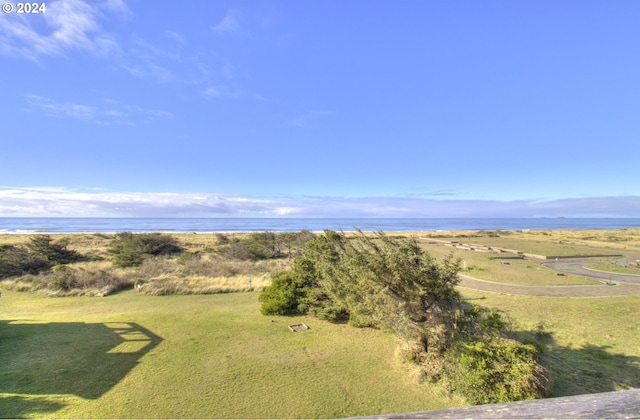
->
0;290;465;419
138;273;272;295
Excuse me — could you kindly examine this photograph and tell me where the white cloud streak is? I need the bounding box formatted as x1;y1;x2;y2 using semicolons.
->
1;187;638;218
24;94;171;124
211;9;242;34
0;0;123;61
202;85;245;99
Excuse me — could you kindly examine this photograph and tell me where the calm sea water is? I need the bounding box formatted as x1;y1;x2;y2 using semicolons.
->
0;218;639;234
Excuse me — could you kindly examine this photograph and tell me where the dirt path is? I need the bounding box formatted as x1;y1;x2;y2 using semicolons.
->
458;274;640;298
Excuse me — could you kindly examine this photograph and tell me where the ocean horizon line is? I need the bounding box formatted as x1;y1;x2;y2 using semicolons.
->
1;217;639;234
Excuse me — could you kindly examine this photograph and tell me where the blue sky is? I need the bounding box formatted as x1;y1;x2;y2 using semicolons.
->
1;0;639;217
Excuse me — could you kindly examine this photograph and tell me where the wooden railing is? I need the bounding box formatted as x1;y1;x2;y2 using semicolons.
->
355;389;640;419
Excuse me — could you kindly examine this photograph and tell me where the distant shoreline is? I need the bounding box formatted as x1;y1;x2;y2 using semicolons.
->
1;217;639;234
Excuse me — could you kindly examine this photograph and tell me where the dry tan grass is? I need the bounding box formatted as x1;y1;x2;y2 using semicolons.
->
1;260;133;297
138;273;271;295
421;229;640;252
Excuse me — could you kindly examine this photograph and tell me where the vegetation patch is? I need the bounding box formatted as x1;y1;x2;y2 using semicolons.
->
260;230;551;404
587;263;640;276
1;229;639;417
0;291;465;418
109;232;183;267
418;242;600;286
1;231;313;297
1;262;132;297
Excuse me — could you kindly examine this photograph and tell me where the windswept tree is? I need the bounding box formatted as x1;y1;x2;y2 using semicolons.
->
260;229;550;403
261;229;462;351
308;230;462;350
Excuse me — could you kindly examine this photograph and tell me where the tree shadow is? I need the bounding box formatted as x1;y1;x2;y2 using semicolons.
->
516;328;640;397
0;320;162;417
0;395;66;418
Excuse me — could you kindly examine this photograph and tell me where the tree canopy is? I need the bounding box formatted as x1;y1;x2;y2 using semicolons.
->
259;229;550;404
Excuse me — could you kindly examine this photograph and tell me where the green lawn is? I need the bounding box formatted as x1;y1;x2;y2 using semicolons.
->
3;289;639;419
419;243;600;286
421;231;631;257
586;263;640;276
0;290;464;419
460;290;640;397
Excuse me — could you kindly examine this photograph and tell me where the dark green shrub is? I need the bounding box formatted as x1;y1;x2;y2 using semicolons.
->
246;232;279;259
307;303;349;323
221;238;252;260
479;307;509;334
445;338;550;404
222;232;278;260
215;233;230;245
177;251;200;265
259;272;301;315
27;235;84;265
0;245;50;278
221;231;316;261
109;232;183;267
49;266;78;291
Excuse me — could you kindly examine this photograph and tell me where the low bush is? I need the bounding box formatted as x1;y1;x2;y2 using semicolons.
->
0;245;50;279
444;338;550;404
258;272;301;315
109;232;183;267
220;231;315;261
27;235;84;265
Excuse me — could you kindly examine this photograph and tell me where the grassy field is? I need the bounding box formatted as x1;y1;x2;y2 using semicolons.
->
413;228;640;285
459;290;640;397
2;288;639;418
2;229;640;418
417;242;600;286
587;263;640;276
421;228;640;258
0;290;465;419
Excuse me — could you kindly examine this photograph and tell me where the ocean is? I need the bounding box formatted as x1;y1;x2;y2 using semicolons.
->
0;218;639;234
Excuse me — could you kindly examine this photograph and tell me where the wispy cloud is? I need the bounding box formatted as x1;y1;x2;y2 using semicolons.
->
1;187;638;218
102;0;131;17
0;188;293;217
24;94;171;125
398;188;460;198
0;0;123;61
165;30;186;45
202;85;245;99
121;62;174;83
289;110;333;127
211;9;242;34
118;34;181;83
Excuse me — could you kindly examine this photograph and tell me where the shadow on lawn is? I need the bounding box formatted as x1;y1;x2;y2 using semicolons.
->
517;328;640;397
0;320;162;417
